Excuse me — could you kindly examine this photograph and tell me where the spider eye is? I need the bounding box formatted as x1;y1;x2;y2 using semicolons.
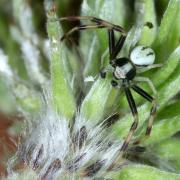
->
130;45;155;66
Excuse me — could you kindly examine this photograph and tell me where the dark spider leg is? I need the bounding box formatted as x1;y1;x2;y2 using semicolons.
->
60;24;106;41
108;29;115;60
52;16;126;34
52;16;126;41
111;35;126;59
131;85;157;139
100;30;126;78
100;29;115;78
121;86;138;151
108;84;138;170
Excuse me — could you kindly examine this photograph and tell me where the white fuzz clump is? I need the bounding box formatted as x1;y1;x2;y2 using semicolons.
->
0;49;13;79
84;76;95;82
21;40;47;84
43;39;51;61
8;92;126;179
21;108;69;179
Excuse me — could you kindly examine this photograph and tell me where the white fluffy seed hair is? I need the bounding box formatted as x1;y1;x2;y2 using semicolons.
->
0;49;13;79
8;88;127;179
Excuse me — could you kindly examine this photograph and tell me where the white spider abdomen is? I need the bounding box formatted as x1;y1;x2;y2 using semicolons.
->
130;45;155;66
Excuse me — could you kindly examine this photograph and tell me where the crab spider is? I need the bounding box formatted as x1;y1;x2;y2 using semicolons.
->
52;16;162;169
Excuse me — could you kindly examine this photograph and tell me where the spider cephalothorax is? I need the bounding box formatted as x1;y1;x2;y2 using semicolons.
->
112;57;136;80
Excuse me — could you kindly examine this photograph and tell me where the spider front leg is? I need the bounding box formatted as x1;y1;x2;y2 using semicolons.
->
108;29;126;61
111;34;126;60
109;82;139;170
121;85;139;151
108;29;115;60
136;64;163;74
53;16;126;41
100;64;115;79
131;84;157;143
60;24;106;41
133;76;157;137
134;76;157;96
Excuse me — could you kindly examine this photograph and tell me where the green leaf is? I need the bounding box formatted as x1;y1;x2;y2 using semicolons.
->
153;138;180;160
135;0;157;45
80;77;112;122
142;115;180;145
157;100;180;119
46;9;76;119
152;46;180;87
153;0;180;62
111;165;180;180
